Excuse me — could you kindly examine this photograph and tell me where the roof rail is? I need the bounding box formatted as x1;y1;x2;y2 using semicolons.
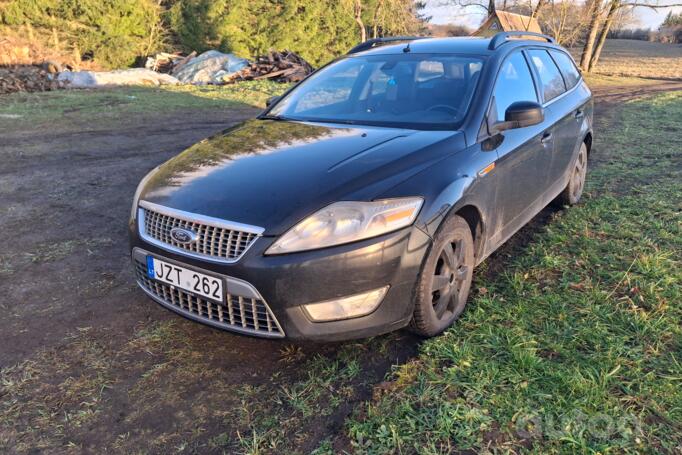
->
488;31;555;50
347;36;426;54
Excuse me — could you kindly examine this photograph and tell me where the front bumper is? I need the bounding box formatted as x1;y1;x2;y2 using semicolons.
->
129;219;432;341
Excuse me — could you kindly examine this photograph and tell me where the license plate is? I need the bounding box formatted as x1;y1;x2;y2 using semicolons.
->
146;256;224;303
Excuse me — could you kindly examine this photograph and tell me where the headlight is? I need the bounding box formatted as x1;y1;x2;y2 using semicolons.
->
265;197;423;255
130;167;158;221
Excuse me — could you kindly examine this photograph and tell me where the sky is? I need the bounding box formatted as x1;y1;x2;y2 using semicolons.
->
423;0;682;30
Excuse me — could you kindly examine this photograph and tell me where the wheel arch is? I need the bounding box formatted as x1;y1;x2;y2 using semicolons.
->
415;176;488;264
583;132;593;157
453;204;485;263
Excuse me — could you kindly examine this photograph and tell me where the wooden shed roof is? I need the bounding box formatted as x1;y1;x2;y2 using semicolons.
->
473;10;542;36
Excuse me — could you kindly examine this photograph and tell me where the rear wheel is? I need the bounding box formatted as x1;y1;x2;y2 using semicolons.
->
558;142;588;206
409;214;474;337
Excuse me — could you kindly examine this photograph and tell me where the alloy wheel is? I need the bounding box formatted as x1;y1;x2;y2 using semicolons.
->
571;146;587;201
431;239;470;320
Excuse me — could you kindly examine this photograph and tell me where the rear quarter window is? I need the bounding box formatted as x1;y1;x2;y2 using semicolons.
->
549;50;581;89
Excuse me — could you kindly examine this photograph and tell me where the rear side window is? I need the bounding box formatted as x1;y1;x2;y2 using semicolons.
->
491;52;538;123
549;50;581;89
529;50;567;102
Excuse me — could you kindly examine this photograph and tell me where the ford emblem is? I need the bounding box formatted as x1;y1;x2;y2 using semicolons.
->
170;227;198;245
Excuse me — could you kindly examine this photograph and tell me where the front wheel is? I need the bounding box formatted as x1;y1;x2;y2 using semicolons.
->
409;214;474;337
557;142;588;206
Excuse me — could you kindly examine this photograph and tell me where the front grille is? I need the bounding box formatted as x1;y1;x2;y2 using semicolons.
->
134;260;284;338
139;202;260;263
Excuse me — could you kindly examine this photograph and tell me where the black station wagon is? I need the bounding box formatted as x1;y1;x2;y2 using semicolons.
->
129;32;593;340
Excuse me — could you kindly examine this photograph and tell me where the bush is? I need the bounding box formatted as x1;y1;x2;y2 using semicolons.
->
1;0;425;69
0;0;165;68
165;0;227;54
164;0;361;67
607;27;654;41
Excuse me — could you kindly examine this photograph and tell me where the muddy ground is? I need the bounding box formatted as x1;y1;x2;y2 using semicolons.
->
1;81;681;453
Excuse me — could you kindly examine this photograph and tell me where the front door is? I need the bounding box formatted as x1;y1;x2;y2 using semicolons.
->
487;50;550;236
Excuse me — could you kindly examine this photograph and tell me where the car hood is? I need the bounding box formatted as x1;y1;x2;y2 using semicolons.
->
140;119;463;235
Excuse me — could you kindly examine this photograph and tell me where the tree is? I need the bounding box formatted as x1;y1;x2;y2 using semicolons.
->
662;10;682;26
539;1;591;46
588;0;619;71
353;0;367;42
441;0;496;15
443;0;548;16
1;0;166;68
579;0;605;71
582;0;682;72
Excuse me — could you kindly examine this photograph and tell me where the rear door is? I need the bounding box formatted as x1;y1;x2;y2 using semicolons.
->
487;50;549;232
548;49;587;182
527;49;572;189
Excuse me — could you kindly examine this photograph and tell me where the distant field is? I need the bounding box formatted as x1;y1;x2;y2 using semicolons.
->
584;39;682;80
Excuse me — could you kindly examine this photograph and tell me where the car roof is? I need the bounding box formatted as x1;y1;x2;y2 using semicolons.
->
352;36;556;57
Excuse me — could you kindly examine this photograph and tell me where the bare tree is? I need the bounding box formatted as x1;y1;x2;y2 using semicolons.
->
443;0;496;15
579;0;605;70
371;0;385;38
443;0;548;15
583;0;682;72
540;1;590;46
588;0;619;70
354;0;367;42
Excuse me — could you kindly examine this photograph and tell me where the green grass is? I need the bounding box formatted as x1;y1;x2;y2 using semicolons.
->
0;81;288;126
345;93;682;454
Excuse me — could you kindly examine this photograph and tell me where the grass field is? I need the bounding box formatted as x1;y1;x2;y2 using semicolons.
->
0;80;287;127
587;39;682;80
344;92;682;453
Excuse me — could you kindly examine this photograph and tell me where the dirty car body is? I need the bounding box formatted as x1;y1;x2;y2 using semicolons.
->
129;33;593;341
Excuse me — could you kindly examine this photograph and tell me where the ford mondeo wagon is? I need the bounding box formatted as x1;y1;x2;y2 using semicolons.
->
129;32;593;340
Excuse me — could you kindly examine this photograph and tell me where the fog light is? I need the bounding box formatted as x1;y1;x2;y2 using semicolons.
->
302;286;389;322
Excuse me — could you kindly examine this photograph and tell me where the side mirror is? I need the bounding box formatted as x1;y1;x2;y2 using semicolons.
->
497;101;544;131
265;96;281;107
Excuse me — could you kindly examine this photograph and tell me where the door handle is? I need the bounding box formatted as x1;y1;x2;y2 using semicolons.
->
541;131;553;144
575;109;584;119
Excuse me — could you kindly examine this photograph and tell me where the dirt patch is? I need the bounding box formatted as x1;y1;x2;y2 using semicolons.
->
1;81;681;453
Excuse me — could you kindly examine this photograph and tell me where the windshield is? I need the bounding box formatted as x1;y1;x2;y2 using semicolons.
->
266;53;485;130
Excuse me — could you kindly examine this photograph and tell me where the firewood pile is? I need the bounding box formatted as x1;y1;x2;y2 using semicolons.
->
0;63;63;95
0;49;313;95
228;50;313;83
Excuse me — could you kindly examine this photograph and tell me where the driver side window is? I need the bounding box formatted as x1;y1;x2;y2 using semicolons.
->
491;52;538;124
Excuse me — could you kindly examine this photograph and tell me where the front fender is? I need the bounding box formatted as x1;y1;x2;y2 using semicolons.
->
419;176;475;238
377;144;497;248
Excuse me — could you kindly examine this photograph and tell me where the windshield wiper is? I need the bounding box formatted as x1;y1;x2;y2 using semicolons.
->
259;114;295;121
301;118;358;126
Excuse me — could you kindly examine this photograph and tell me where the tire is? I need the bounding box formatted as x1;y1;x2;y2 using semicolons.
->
409;214;475;337
557;142;588;206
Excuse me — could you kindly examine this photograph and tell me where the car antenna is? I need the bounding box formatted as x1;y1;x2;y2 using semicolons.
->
403;42;411;53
